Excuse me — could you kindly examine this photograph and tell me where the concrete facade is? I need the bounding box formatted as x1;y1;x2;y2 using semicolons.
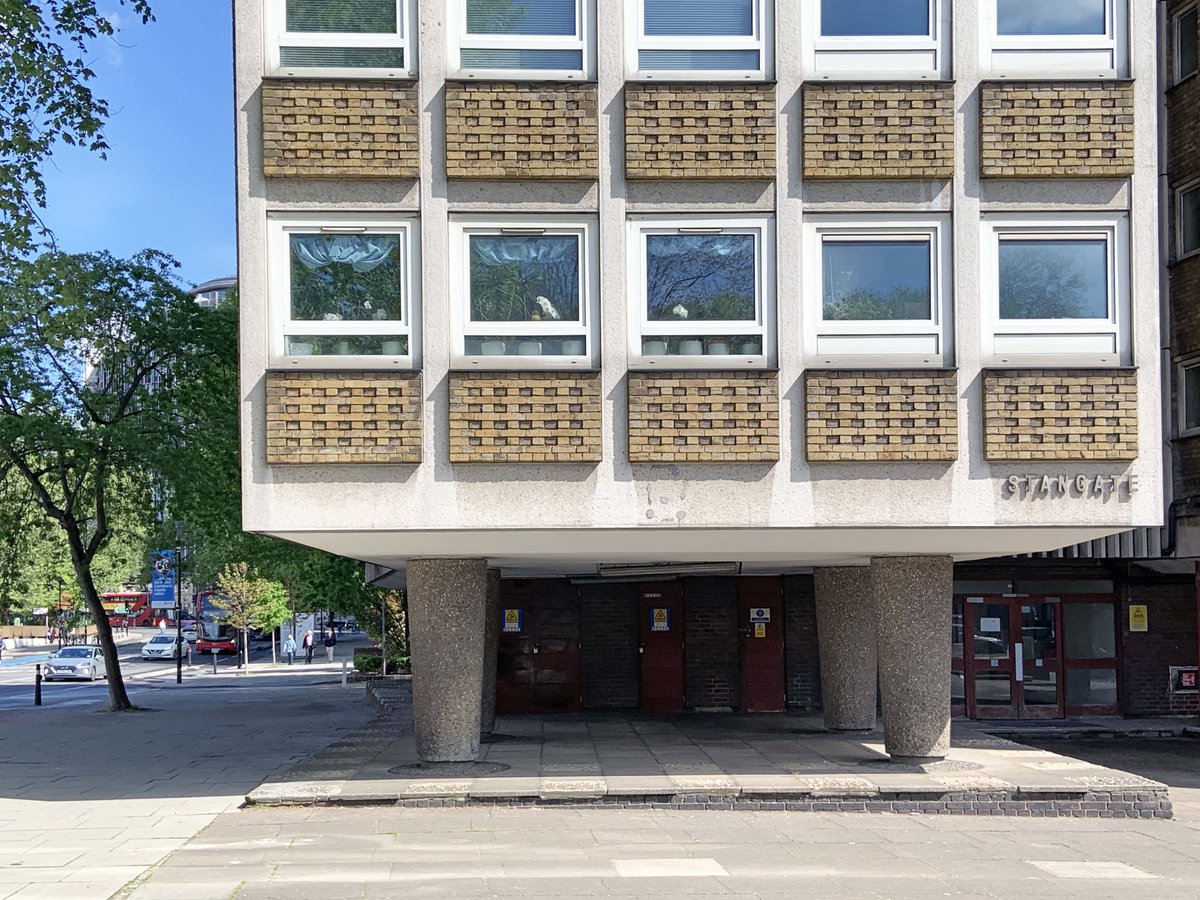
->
813;567;877;731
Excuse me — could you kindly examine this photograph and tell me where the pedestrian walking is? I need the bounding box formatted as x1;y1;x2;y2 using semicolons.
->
302;629;314;664
324;627;337;662
284;633;297;665
158;618;167;634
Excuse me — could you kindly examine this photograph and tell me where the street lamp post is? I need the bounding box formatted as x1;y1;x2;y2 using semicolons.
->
175;527;184;686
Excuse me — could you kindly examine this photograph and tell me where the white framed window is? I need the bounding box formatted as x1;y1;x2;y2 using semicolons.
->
267;213;419;369
1178;181;1200;260
449;216;598;369
265;0;414;78
627;215;774;369
802;215;952;367
981;213;1129;366
1175;4;1199;83
1179;360;1200;436
808;0;948;79
627;0;770;80
449;0;591;79
981;0;1128;76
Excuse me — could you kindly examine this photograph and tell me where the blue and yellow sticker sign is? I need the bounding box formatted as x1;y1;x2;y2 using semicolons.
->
502;608;522;633
651;607;670;632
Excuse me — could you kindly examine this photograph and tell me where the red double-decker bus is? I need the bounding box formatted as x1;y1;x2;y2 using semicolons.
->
101;592;154;628
194;589;237;654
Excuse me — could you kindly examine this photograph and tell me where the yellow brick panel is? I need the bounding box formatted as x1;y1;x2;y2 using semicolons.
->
980;81;1135;178
449;372;602;463
625;83;776;180
265;371;422;465
802;83;955;180
445;82;598;180
261;79;419;179
983;369;1138;461
805;370;959;463
628;371;779;463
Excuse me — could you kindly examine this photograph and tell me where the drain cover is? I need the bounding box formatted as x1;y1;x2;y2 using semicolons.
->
387;761;510;777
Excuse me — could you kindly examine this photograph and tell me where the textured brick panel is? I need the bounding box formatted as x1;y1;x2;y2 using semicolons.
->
982;369;1138;461
261;79;418;178
445;82;598;180
627;371;779;463
980;81;1135;178
802;83;954;180
265;371;422;465
625;83;776;180
449;371;602;463
804;370;959;463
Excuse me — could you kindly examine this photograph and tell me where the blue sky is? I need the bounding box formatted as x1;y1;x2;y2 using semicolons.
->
41;4;235;288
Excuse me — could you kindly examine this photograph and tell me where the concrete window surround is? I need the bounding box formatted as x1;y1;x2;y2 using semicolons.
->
263;0;417;80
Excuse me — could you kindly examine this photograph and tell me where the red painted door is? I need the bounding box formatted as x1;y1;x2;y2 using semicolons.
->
496;581;582;714
639;584;685;713
738;577;785;712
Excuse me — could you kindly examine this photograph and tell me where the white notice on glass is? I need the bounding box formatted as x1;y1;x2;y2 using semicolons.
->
979;617;1002;633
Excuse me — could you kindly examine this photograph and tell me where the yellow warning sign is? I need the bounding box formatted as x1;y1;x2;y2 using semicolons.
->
651;607;670;632
502;608;522;633
1129;604;1148;633
754;622;766;638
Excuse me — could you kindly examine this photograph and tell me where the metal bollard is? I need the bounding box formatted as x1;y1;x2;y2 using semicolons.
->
211;648;219;674
186;645;192;668
34;663;42;706
341;659;349;686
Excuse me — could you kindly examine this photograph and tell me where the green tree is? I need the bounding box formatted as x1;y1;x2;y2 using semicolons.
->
212;562;268;670
257;579;291;666
0;250;217;710
0;1;154;257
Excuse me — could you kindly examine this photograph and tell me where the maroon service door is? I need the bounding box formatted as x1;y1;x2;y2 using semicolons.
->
495;580;582;714
639;584;685;712
738;577;786;712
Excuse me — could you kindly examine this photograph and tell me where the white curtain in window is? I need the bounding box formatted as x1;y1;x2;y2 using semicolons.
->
286;0;398;33
291;235;399;272
470;236;576;265
646;235;753;258
643;0;753;36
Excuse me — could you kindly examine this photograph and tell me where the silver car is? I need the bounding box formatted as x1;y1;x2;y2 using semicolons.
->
43;646;107;681
141;634;188;660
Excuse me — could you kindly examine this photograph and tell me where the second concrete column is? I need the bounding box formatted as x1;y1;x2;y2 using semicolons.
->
407;557;489;762
813;567;877;731
871;556;954;761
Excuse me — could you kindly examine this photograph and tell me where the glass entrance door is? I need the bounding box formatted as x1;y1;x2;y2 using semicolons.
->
962;597;1064;720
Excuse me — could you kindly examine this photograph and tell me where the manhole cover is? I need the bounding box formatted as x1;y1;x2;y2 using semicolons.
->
387;761;510;777
859;759;983;774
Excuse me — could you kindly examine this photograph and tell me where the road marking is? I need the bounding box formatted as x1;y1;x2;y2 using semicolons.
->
612;858;728;878
1028;861;1157;879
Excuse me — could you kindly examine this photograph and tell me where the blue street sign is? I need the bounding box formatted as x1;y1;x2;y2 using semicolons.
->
150;550;176;609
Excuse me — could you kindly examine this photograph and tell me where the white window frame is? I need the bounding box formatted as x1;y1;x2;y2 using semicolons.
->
448;0;592;80
803;215;952;368
807;0;949;80
980;212;1130;367
264;0;415;79
627;215;775;370
1177;180;1200;261
1179;359;1200;437
1175;3;1200;83
267;212;420;370
449;215;599;370
981;0;1128;77
626;0;771;81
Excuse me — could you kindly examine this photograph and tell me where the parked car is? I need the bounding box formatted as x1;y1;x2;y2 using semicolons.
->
43;646;107;681
141;634;188;661
181;624;198;643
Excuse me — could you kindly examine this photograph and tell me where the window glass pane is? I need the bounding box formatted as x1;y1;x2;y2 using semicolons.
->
641;335;762;356
466;0;576;36
289;234;403;322
821;0;931;37
1023;671;1058;706
974;672;1012;706
644;0;753;36
998;238;1108;320
972;603;1010;660
466;335;586;356
1186;367;1200;431
287;335;408;356
638;50;760;70
996;0;1107;36
1062;603;1115;659
460;49;582;69
1181;9;1199;77
1066;668;1117;706
286;0;398;34
645;234;757;322
1182;187;1200;255
280;47;405;68
822;239;931;321
468;235;580;323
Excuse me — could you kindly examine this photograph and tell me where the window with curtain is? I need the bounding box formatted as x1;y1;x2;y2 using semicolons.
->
634;0;765;77
819;0;931;37
630;218;772;365
996;0;1107;36
271;217;417;365
455;0;586;75
272;0;410;74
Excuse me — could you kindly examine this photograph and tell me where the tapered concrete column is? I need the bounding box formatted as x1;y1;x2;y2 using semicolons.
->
871;556;954;762
407;558;488;762
480;568;501;734
813;567;877;731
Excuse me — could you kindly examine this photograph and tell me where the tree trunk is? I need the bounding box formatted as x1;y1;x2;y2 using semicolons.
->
68;541;132;710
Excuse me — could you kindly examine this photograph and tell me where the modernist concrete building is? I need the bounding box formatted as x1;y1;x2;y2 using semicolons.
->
235;1;1164;761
